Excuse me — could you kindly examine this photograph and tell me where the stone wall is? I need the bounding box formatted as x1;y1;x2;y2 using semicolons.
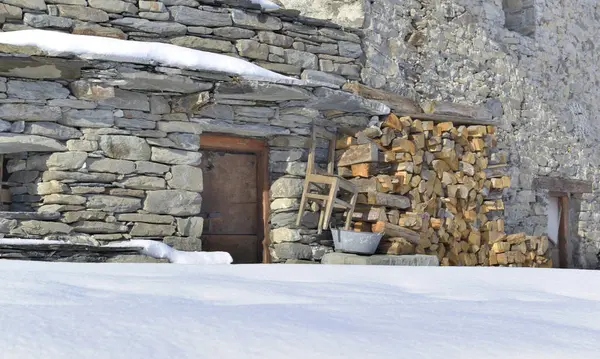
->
279;0;600;268
0;42;391;262
0;0;363;85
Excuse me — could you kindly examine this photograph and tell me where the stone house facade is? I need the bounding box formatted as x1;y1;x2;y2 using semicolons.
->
0;0;597;267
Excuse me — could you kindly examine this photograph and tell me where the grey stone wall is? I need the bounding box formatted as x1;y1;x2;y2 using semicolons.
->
277;0;600;268
0;0;363;85
0;44;389;262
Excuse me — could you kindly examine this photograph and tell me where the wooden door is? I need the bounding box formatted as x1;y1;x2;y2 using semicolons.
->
199;150;260;263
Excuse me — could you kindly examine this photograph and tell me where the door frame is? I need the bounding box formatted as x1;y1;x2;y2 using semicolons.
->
199;134;271;264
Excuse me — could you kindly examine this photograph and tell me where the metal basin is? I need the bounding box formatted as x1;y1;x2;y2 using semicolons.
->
331;228;383;255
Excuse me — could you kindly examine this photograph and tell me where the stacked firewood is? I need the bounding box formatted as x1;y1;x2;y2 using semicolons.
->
488;233;552;267
334;113;512;266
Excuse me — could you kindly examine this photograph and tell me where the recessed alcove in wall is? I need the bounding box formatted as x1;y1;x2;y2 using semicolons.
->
502;0;536;36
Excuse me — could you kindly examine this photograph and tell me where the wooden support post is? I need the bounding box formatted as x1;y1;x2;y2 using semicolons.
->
558;195;569;269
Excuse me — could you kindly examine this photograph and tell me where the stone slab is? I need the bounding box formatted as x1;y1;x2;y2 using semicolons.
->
320;253;440;266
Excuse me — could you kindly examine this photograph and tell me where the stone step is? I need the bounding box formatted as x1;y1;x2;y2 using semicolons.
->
320;252;439;266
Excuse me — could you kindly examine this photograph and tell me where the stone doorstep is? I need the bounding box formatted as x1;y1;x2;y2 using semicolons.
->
320;252;440;266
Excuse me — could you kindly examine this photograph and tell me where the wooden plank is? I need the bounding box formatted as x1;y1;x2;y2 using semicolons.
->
357;192;411;209
200;134;265;152
342;82;422;113
336;143;379;167
559;196;569;268
258;146;271;264
372;221;420;244
533;176;593;194
393;112;498;126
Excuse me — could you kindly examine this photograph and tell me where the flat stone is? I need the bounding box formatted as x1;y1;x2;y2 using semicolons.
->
62;211;107;224
301;69;346;86
120;175;166;190
321;253;440;266
309;87;390;115
0;57;84;80
167;165;203;192
106;255;169;263
67;140;98;152
273;243;312;260
0;120;11;132
258;31;293;47
271;210;318;228
0;218;18;233
318;28;361;43
169;6;232;26
0;104;61;122
0;211;60;221
163;236;202;251
57;5;110;22
270;161;307;176
271;227;302;244
16;221;72;236
108;188;145;198
166;133;200;151
150;96;171;115
235;40;269;60
99;135;151;160
270;198;300;212
233;106;276;118
176;217;203;237
231;9;282;30
284;49;318;69
23;13;74;29
111;18;187;36
86;195;142;213
306;43;339;55
99;89;149;111
70;186;106;195
187;26;213;35
215;81;311;102
25;122;82;140
213;27;255;39
151;147;202;165
87;158;135;174
254;62;302;76
7;171;39;183
0;134;66;153
28;181;68;196
115;117;156;130
48;99;97;110
46;152;87;171
156;121;204;134
116;213;174;224
0;3;23;20
270;176;303;198
144;190;202;216
69;81;115;101
42;171;117;183
88;0;138;14
171;92;210;113
60;109;115;128
72;23;127;39
43;193;86;205
37;204;85;213
139;1;167;12
338;41;363;58
135;161;170;174
120;71;212;94
195;104;234;120
161;0;199;5
190;118;290;137
170;36;236;53
71;221;128;234
130;223;176;236
2;0;47;10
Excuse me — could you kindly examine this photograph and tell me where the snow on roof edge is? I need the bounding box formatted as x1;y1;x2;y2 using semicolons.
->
0;29;308;85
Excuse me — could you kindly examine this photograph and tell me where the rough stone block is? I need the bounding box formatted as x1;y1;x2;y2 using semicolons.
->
168;165;203;192
25;122;82;141
116;213;174;224
163;236;202;252
270;176;304;198
57;4;109;22
130;223;176;237
86;195;142;213
144;190;202;216
46;152;87;171
151;147;202;165
169;6;232;26
99;135;152;161
176;217;204;238
0;104;62;122
273;243;312;260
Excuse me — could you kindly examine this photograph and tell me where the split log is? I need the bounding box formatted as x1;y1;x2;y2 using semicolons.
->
372;221;420;244
336;143;379;167
351;205;387;223
342;82;423;113
357;192;411;209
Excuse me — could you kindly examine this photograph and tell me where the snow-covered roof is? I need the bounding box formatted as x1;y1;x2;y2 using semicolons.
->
0;30;293;82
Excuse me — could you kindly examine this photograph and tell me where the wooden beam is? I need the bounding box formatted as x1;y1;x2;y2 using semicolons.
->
200;134;265;153
533;176;593;194
558;196;569;268
341;82;423;113
393;112;498;126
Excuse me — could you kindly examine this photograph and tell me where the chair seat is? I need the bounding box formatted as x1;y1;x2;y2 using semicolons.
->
305;193;354;209
305;174;357;193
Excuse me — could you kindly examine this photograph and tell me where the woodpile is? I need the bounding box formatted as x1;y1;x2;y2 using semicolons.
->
334;113;515;266
488;233;552;267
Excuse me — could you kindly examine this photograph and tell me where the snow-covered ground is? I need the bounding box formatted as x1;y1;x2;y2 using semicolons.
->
1;262;599;359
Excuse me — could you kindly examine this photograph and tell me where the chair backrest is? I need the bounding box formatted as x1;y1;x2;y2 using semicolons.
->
307;121;337;176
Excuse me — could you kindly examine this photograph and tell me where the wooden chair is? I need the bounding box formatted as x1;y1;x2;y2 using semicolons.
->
296;122;358;234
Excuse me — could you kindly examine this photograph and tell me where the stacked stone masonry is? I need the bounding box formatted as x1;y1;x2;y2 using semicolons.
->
0;0;363;85
278;0;600;269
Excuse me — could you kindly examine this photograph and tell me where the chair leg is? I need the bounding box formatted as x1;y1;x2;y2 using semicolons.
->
344;190;359;230
317;200;326;235
296;179;311;227
321;183;338;231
